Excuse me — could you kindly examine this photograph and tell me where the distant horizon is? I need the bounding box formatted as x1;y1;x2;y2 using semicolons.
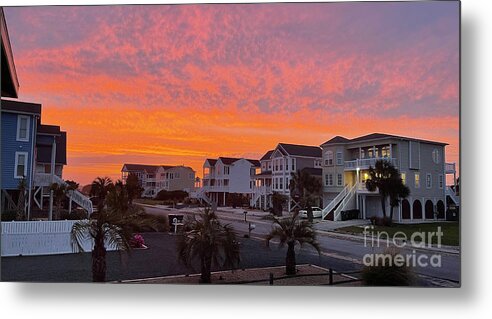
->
5;2;460;185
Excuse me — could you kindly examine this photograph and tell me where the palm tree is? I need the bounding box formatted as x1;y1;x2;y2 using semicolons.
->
289;170;322;222
50;182;67;219
266;211;320;275
365;160;400;219
125;173;143;205
71;177;157;282
177;209;240;283
388;178;410;222
90;176;113;210
16;177;27;220
271;192;287;216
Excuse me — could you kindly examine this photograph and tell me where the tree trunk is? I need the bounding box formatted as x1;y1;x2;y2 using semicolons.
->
286;242;296;275
92;232;107;282
200;254;212;284
380;196;387;218
307;206;313;223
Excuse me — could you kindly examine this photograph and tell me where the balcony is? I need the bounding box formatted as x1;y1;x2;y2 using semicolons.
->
253;185;272;195
203;185;230;192
344;157;398;170
34;173;61;187
445;163;456;174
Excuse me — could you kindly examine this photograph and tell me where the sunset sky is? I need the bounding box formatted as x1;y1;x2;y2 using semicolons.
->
5;2;459;185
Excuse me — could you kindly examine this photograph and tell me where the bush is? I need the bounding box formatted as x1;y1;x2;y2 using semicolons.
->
341;209;360;221
1;210;18;221
130;234;146;248
369;216;392;226
155;190;188;202
362;248;414;286
134;213;169;232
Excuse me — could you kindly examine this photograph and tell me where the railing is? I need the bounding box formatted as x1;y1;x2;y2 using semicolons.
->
446;186;460;206
1;220;117;256
321;185;349;219
344;157;398;170
189;187;212;205
253;185;272;196
333;183;358;221
36;174;93;215
445;163;456;174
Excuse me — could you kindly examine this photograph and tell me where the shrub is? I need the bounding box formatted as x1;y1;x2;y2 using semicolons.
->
362;248;414;286
341;209;360;221
59;209;88;220
155;190;188;202
369;216;392;226
1;210;17;221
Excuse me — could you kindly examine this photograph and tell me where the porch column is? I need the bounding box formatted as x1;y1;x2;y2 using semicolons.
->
49;190;54;221
68;192;73;213
372;145;376;157
389;143;392;158
223;192;226;207
362;195;366;219
410;196;413;221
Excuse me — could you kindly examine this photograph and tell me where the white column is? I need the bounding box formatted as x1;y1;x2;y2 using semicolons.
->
49;190;54;221
389;143;392;158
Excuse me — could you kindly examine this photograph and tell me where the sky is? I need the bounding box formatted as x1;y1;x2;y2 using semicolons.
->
4;2;460;185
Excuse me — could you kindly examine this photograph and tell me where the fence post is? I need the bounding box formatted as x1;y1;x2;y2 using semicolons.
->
269;273;274;285
329;268;333;285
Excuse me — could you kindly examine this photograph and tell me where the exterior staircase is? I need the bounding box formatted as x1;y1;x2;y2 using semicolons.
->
332;183;357;221
190;187;213;206
321;185;349;220
446;186;460;206
33;173;93;216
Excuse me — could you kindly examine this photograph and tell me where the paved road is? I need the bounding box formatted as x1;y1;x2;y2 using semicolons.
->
143;205;460;286
1;232;360;283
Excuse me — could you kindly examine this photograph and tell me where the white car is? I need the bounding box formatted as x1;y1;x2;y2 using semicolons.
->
299;207;322;219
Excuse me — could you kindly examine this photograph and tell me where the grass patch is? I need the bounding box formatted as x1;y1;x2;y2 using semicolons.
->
335;222;459;246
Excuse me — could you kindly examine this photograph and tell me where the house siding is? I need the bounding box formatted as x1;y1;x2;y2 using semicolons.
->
1;112;35;190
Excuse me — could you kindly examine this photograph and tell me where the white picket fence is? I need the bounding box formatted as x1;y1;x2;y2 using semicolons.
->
1;220;116;257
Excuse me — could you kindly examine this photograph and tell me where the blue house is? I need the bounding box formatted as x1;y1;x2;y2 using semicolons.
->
1;8;92;219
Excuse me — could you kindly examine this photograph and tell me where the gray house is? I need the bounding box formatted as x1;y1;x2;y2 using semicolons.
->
320;133;458;222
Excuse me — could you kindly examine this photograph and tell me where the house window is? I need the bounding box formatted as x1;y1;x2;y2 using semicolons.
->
336;152;343;165
175;173;180;179
279;159;283;171
432;149;440;164
439;174;443;189
275;160;278;172
17;115;30;142
224;166;230;175
337;173;343;186
292;158;295;171
286;159;289;171
426;173;432;188
381;146;390;158
286;177;289;190
224;179;229;186
415;173;420;188
324;174;329;186
401;172;406;185
328;174;334;186
280;178;283;190
325;151;333;166
14;152;28;178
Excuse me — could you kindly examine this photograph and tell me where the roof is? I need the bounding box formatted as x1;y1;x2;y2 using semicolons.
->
1;8;19;98
219;157;241;165
205;159;217;166
121;164;161;173
246;159;261;167
218;157;260;167
322;136;350;145
38;124;62;135
278;143;322;158
36;131;67;165
260;150;274;161
301;167;322;176
321;133;448;146
1;99;41;115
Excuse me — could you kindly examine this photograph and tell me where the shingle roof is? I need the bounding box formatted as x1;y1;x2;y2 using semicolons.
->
246;159;261;167
219;157;241;165
122;164;161;173
278;143;322;158
205;159;217;166
321;136;350;145
260;150;274;161
321;133;448;146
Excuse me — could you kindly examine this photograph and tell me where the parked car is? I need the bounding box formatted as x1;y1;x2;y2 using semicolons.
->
299;207;322;219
